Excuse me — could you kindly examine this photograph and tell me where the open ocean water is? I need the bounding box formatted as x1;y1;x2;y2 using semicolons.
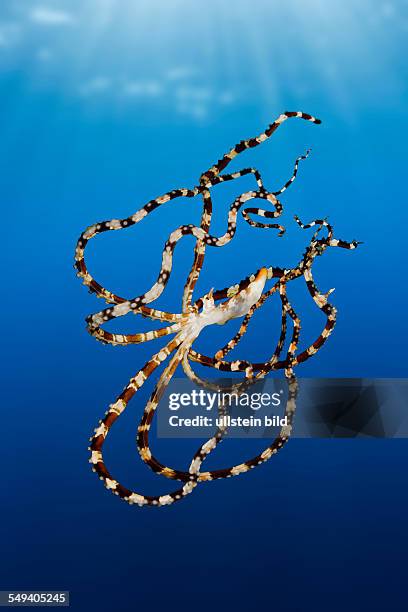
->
1;1;407;610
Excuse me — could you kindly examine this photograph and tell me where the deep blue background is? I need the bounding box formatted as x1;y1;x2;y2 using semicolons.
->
1;2;407;610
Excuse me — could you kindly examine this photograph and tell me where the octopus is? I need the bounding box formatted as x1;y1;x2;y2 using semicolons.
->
74;111;360;507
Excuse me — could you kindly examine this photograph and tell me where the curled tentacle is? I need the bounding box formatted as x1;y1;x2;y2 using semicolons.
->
76;111;362;508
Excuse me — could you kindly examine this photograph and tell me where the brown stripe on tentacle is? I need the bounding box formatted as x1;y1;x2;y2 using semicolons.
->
74;187;198;304
136;339;194;458
88;333;207;507
85;264;283;351
241;208;285;235
76;111;363;507
196;374;298;482
200;111;321;185
187;316;333;372
90;335;183;456
186;221;360;372
137;286;292;483
203;148;312;240
79;125;313;331
182;164;273;312
191;293;298;483
86;193;286;331
163;372;297;489
239;149;312;233
89;321;183;347
195;287;300;482
214;280;282;361
179;288;289;473
91;288;298;500
182;187;212;313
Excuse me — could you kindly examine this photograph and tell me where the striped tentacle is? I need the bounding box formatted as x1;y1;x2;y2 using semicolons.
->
273;149;311;196
88;333;204;507
184;271;300;375
181;353;226;391
78;114;318;329
209;167;266;190
294;268;337;362
214;282;281;361
187;219;361;373
181;291;285;386
294;215;332;233
136;337;196;465
88;283;299;503
195;290;301;484
200;111;321;185
182;185;213;313
90;333;183;454
207;166;285;235
184;290;299;485
89;321;183;347
294;215;361;268
136;337;198;480
181;162;279;310
137;287;293;484
188;323;332;374
173;373;298;486
237;282;300;384
241;150;311;232
241;208;285;234
294;215;333;246
276;284;301;377
210;166;284;232
85;297;187;344
86;262;283;367
196;378;298;482
227;189;284;235
86;197;286;331
183;138;314;321
76;111;364;507
329;237;362;250
177;113;320;311
288;219;358;365
74;187;198;304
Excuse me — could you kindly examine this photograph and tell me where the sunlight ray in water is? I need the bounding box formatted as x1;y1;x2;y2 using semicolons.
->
0;0;406;120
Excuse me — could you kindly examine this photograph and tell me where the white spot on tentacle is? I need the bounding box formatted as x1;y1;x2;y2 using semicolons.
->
132;209;148;223
158;495;174;505
128;493;147;506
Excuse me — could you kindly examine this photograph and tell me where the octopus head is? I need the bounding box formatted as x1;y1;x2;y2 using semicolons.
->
219;267;268;322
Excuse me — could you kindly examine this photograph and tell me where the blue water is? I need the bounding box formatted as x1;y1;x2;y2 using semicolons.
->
1;1;407;610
